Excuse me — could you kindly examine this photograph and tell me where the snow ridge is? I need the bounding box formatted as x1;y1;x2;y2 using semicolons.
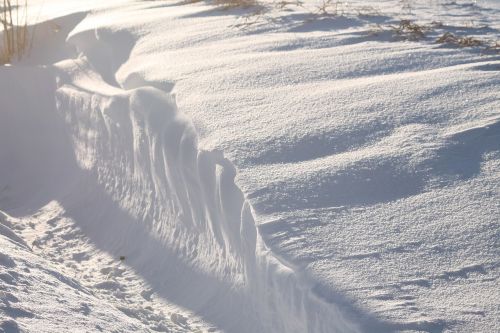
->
27;18;360;333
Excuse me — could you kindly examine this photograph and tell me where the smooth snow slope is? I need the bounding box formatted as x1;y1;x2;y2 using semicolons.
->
1;0;499;332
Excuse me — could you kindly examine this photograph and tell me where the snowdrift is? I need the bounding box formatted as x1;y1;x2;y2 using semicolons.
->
1;1;499;332
0;12;358;332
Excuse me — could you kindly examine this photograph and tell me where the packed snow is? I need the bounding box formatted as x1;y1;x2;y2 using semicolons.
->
0;0;499;332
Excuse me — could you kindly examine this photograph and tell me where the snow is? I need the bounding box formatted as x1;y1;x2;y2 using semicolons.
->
0;210;149;333
1;0;499;332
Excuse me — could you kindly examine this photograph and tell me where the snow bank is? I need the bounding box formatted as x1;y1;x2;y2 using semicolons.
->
107;1;498;331
1;9;358;332
1;0;499;332
52;61;358;333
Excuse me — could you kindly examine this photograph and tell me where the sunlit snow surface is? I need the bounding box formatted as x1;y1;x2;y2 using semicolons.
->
1;0;499;332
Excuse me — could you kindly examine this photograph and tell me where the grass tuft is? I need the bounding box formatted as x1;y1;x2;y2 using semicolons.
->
214;0;258;9
436;32;483;47
390;20;428;41
186;0;259;10
316;0;347;16
0;0;29;64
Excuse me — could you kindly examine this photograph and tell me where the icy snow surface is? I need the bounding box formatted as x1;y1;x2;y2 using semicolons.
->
1;0;499;332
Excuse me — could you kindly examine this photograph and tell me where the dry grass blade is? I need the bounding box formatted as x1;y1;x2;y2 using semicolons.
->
436;31;483;47
274;0;303;10
214;0;259;10
390;20;428;40
316;0;346;16
0;0;29;64
485;41;500;52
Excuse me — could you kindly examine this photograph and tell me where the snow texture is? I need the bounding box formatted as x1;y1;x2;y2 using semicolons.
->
1;0;499;332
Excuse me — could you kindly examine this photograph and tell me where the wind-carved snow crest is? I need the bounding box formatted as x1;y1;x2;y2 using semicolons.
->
48;27;360;333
